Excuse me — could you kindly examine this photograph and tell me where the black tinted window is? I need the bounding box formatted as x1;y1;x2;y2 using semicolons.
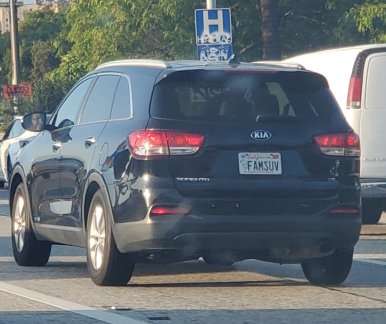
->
150;70;341;124
54;77;94;128
110;76;132;120
80;75;120;124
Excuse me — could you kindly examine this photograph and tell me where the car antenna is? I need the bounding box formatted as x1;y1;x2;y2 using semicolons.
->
228;54;240;68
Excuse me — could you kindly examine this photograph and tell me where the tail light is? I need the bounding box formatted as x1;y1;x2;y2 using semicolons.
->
150;206;189;216
329;207;359;214
347;76;362;109
129;130;204;157
314;132;360;157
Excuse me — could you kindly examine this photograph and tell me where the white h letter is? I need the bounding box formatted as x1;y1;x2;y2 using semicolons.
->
202;10;224;36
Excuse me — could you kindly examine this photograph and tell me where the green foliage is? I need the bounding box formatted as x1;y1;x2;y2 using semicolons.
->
0;100;16;131
346;3;386;43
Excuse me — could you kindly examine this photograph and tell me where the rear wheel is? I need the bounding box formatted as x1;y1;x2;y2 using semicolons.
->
202;251;235;266
362;199;383;224
301;249;353;286
86;189;135;286
11;183;51;266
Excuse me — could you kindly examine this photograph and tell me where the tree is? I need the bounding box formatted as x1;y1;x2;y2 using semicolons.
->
260;0;281;59
336;2;386;44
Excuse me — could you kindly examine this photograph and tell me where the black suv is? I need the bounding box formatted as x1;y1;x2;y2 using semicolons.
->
10;59;361;286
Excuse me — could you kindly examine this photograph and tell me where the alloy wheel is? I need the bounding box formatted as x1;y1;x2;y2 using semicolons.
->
13;195;26;253
89;204;106;270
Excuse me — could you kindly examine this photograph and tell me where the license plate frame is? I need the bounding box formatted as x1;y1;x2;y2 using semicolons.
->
238;152;282;175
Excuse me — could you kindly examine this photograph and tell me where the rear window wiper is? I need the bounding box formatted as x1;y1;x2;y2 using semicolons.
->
255;115;301;122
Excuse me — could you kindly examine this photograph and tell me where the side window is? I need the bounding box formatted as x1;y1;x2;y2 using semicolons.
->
3;121;15;140
110;76;133;120
80;75;120;124
6;120;24;140
54;77;94;128
13;120;25;137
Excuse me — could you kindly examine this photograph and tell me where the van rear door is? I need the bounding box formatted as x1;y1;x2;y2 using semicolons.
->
361;53;386;178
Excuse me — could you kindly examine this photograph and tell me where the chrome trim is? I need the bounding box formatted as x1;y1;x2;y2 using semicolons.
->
37;224;82;232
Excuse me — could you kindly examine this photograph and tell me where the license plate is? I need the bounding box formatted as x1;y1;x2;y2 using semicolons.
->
238;152;282;175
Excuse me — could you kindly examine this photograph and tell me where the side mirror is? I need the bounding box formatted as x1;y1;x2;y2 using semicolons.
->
21;112;46;132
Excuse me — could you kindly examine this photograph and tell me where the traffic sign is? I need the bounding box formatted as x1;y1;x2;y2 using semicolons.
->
195;9;232;45
197;44;233;62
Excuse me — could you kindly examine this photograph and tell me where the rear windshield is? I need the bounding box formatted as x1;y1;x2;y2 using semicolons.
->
150;70;342;123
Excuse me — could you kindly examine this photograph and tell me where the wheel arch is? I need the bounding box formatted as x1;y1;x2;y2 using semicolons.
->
83;172;113;232
9;165;26;217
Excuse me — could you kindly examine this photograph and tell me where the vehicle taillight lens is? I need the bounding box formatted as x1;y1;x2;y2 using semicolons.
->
314;133;360;157
129;130;204;157
150;206;189;216
329;207;359;214
347;76;362;109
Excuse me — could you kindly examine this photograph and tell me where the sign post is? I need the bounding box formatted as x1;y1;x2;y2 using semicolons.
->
195;8;232;62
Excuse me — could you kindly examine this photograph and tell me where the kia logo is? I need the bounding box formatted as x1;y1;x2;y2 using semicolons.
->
250;130;272;140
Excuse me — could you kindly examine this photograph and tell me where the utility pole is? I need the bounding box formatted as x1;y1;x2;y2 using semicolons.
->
9;0;21;84
206;0;216;9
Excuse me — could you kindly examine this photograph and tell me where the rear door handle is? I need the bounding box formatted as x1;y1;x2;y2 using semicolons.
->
85;136;97;147
52;142;62;152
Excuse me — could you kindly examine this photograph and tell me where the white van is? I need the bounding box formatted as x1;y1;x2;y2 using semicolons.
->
284;44;386;224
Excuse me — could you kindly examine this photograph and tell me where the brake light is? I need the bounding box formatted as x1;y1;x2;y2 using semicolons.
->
347;76;362;109
150;206;189;216
329;207;359;214
314;133;360;157
129;130;204;157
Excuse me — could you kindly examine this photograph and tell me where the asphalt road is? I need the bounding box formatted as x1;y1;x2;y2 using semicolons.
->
0;187;385;324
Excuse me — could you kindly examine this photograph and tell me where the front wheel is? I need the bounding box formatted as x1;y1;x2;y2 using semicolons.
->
11;183;51;266
86;189;135;286
301;249;353;286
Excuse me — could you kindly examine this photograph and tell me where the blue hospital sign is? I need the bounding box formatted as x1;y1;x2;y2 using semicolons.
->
195;9;232;45
197;44;233;62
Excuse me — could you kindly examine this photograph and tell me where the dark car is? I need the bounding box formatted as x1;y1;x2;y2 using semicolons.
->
9;59;361;286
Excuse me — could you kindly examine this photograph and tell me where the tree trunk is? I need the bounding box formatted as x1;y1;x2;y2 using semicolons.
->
260;0;281;60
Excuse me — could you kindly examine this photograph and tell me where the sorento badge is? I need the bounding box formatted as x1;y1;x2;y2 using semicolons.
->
250;130;272;140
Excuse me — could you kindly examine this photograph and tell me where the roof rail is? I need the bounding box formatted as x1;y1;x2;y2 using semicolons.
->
96;59;171;70
251;61;306;70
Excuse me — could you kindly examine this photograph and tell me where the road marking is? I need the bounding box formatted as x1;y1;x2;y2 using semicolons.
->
354;258;386;266
0;282;146;324
354;253;386;266
354;253;386;259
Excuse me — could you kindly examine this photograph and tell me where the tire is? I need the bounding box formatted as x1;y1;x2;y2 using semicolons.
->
362;199;382;224
0;181;4;189
86;189;135;286
301;249;353;286
11;183;51;266
7;156;12;184
202;252;235;266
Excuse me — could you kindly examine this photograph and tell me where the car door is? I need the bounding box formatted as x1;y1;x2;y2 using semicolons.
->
58;73;120;244
32;76;95;243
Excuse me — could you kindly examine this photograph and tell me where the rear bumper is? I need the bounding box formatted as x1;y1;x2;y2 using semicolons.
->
112;214;361;262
